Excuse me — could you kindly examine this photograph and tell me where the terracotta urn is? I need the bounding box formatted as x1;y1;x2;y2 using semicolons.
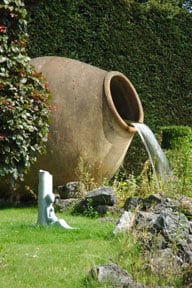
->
28;56;144;188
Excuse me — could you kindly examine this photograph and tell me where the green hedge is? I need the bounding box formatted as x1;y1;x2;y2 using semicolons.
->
25;0;192;132
161;125;192;195
161;125;192;150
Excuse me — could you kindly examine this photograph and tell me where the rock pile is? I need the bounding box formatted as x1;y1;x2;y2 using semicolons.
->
55;183;192;287
55;184;117;215
109;194;192;287
114;194;192;270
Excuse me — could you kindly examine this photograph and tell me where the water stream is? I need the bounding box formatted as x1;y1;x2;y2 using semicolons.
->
131;123;170;188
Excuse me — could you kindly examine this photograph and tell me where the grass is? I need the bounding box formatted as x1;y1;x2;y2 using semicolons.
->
0;207;119;288
0;205;184;287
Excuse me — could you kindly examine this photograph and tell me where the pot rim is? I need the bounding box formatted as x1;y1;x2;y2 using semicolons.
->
104;71;144;133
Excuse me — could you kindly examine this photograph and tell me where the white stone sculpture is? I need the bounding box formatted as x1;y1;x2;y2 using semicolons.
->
36;170;73;229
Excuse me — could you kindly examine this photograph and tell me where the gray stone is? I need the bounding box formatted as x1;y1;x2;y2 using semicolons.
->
117;194;192;269
113;211;135;234
124;194;163;212
148;248;183;275
135;211;159;232
86;187;116;206
124;196;140;211
74;186;116;214
55;181;85;199
155;209;190;243
90;263;136;287
54;198;79;212
90;263;173;288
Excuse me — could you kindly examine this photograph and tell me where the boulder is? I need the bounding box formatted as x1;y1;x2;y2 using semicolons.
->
55;181;85;199
74;186;116;214
90;263;174;288
113;211;135;234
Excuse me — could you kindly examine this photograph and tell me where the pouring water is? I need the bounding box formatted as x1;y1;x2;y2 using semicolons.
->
129;122;170;189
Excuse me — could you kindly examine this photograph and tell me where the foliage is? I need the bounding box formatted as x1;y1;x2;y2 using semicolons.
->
138;0;181;17
112;170;138;206
161;125;192;150
113;126;192;200
0;0;51;184
83;198;99;218
75;155;97;192
161;125;192;195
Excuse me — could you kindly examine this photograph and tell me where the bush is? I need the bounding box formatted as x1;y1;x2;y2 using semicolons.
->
161;125;192;150
0;0;51;186
161;125;192;195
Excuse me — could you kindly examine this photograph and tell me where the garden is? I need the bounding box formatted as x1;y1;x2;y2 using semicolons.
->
0;0;192;287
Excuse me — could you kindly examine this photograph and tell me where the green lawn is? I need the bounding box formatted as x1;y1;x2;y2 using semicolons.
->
0;207;118;288
0;206;183;287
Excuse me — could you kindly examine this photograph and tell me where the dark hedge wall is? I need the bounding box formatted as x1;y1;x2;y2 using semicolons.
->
25;0;192;130
25;0;192;174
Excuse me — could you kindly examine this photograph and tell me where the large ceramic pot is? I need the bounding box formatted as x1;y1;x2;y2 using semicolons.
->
28;56;144;187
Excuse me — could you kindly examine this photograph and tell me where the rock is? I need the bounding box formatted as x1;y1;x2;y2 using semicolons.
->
141;194;163;210
124;196;140;211
177;242;192;265
90;263;173;288
148;248;183;275
155;209;190;243
54;198;79;212
124;194;163;212
113;211;135;234
85;187;116;206
90;263;135;287
74;186;116;214
135;211;159;233
55;181;85;199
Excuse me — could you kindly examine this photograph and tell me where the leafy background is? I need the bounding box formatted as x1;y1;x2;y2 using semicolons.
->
25;0;192;130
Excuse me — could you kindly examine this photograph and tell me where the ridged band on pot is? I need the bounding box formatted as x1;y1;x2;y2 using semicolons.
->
26;56;143;189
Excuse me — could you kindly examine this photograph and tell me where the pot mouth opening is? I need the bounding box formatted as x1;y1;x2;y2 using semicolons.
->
104;72;144;132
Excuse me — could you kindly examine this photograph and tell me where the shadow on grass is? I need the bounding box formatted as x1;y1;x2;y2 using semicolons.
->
0;199;37;209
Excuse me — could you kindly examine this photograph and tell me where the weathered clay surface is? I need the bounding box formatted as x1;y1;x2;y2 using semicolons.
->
26;56;143;191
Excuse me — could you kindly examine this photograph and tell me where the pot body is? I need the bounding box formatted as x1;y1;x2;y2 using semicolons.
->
28;56;143;187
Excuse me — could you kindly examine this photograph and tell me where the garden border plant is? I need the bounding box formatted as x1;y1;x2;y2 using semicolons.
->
161;125;192;196
0;0;52;196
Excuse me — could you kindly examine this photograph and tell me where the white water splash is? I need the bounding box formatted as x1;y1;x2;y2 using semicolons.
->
131;123;170;187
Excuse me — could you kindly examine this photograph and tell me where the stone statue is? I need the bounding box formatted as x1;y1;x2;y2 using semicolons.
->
36;170;73;229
